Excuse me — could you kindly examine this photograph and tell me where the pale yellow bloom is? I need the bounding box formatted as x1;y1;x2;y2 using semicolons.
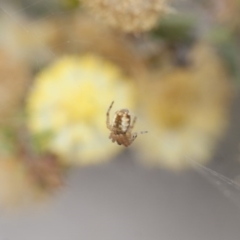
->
27;54;136;165
136;42;231;170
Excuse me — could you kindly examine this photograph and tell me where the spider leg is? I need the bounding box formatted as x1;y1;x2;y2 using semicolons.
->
131;132;138;141
109;132;116;143
106;101;114;130
129;131;148;144
120;134;129;147
128;116;137;132
116;135;122;145
139;131;148;135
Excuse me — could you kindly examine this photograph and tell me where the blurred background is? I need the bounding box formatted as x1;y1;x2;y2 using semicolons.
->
1;0;240;239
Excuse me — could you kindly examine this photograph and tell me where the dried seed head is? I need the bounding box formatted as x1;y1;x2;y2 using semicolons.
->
83;0;171;32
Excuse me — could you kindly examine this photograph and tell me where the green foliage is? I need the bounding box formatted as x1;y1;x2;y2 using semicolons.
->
208;27;240;81
31;131;54;154
0;126;18;156
60;0;81;10
151;15;196;44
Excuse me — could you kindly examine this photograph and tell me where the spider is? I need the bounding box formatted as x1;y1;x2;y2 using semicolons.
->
106;101;147;147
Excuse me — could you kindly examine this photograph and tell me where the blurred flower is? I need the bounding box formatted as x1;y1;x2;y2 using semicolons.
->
211;0;240;30
27;54;136;165
0;154;63;211
0;13;63;67
136;42;232;170
0;49;30;123
62;13;145;78
0;157;38;209
27;154;64;195
82;0;172;32
0;124;63;211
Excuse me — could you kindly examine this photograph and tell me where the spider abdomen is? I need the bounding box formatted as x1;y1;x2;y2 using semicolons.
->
113;110;131;133
106;101;147;147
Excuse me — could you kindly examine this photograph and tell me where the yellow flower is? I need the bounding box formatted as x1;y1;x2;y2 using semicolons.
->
136;42;231;170
83;0;171;32
27;54;136;165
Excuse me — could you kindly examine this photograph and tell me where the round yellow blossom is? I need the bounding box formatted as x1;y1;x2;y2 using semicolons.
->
136;42;231;170
27;54;136;165
83;0;171;32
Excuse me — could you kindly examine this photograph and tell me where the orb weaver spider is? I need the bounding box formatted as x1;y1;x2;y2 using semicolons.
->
106;101;147;147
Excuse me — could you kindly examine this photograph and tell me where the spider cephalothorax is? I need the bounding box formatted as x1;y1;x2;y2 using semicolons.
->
106;101;147;147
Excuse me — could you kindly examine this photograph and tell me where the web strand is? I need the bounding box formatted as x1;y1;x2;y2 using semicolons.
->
149;131;240;209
